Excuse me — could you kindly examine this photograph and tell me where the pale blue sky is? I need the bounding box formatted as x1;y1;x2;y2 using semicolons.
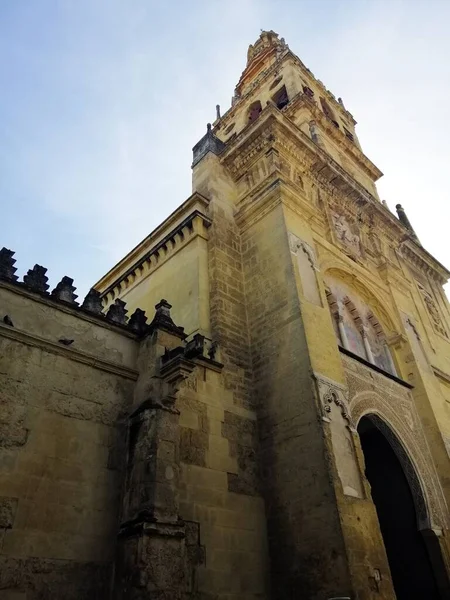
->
1;0;450;298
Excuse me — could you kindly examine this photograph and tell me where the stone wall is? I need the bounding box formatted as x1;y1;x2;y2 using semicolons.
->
240;196;352;599
0;277;139;599
0;252;271;600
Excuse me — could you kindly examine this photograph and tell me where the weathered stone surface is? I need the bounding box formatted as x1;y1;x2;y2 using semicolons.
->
0;247;18;282
23;265;49;293
0;497;18;528
81;288;104;314
128;307;147;335
51;276;78;304
106;299;128;325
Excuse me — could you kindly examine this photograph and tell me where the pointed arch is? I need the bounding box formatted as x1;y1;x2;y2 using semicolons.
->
349;390;448;531
320;262;399;335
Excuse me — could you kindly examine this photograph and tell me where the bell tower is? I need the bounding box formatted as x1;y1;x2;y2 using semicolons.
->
189;30;450;600
93;29;450;600
198;29;382;203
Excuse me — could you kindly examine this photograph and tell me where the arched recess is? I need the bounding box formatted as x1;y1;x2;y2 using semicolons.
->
349;392;448;531
356;411;450;599
322;265;397;335
247;100;262;123
322;265;398;374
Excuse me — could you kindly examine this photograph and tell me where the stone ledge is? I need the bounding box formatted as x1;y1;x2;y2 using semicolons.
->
0;321;139;380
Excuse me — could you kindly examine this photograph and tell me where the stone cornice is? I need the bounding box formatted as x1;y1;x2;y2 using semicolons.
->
235;179;284;232
95;192;210;293
96;201;212;302
0;321;138;380
220;106;448;284
432;365;450;386
399;240;450;285
283;92;382;182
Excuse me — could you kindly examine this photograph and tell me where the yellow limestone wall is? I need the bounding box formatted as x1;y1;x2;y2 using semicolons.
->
0;283;138;598
113;232;210;338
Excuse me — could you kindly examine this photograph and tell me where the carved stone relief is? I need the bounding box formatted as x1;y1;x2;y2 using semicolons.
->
288;232;322;306
314;373;364;499
402;312;430;372
331;212;363;258
343;353;448;530
417;282;448;338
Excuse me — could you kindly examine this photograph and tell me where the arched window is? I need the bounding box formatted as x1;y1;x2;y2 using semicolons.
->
341;296;366;358
366;311;397;375
324;277;396;375
271;85;289;110
320;97;339;128
325;287;340;342
248;100;262;123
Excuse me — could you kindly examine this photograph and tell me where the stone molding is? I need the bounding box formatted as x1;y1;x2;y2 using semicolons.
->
343;352;449;530
220;106;448;286
101;210;211;307
313;372;354;428
0;280;137;338
0;320;138;380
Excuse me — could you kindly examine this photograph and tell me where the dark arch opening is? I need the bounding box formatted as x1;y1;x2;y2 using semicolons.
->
358;416;449;599
247;100;262;123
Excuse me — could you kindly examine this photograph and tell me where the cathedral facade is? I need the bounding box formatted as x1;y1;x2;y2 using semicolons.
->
1;31;450;599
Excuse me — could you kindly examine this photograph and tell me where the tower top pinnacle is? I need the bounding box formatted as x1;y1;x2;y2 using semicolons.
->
235;30;289;96
246;30;288;65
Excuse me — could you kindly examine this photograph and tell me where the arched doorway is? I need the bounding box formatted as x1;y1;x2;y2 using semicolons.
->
358;415;448;599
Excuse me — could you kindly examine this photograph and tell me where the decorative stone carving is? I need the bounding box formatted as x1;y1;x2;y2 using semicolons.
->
0;247;18;282
289;232;322;306
314;373;352;426
23;265;49;293
314;373;363;499
106;299;128;325
128;308;148;335
81;288;104;315
51;276;78;304
331;212;362;257
148;299;185;337
343;352;448;529
417;282;448;338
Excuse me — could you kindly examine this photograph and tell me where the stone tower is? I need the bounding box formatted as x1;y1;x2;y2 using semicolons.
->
2;30;450;600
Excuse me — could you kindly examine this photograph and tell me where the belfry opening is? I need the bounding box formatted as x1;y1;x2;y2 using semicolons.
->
358;416;446;599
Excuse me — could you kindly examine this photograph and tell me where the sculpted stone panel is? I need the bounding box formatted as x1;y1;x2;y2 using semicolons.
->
289;232;322;306
331;211;363;258
314;373;364;499
342;353;448;530
417;281;448;338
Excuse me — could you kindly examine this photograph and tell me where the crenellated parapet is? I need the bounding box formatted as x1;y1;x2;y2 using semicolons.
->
0;247;151;336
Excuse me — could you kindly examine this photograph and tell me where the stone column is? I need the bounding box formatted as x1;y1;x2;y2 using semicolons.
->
114;303;203;599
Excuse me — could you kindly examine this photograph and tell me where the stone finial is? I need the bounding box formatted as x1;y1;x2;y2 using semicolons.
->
216;104;221;120
148;299;185;337
192;123;226;167
0;248;18;282
396;204;420;243
82;289;104;315
51;276;78;304
23;265;49;293
106;299;128;325
128;308;148;335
